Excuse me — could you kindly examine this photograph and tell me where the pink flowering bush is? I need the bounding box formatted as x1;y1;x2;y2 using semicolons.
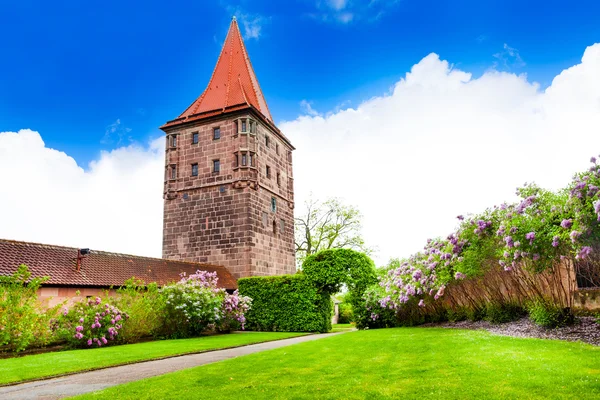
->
58;296;129;348
359;154;600;329
160;270;252;338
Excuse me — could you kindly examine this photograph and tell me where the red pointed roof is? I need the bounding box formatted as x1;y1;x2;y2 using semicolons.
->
176;17;273;123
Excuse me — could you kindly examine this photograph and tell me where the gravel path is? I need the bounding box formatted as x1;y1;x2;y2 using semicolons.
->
422;316;600;346
0;331;348;400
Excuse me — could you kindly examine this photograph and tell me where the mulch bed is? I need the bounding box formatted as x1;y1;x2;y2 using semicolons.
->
422;317;600;346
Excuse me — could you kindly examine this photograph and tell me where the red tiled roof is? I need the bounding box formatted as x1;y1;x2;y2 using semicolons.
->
0;239;237;290
167;17;273;127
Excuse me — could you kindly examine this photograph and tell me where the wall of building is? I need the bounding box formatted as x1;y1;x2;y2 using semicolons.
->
37;287;117;308
162;111;296;278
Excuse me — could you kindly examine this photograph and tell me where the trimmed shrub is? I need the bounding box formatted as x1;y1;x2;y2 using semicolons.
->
527;298;574;328
238;275;331;333
302;249;377;295
303;249;377;331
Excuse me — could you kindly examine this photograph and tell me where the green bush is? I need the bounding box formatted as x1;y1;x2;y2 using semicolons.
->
111;279;166;343
338;301;353;324
447;307;468;322
527;298;574;328
302;249;377;295
0;265;58;352
484;302;525;324
465;306;485;322
238;275;331;333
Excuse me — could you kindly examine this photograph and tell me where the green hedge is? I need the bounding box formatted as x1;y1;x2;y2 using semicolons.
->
238;275;331;333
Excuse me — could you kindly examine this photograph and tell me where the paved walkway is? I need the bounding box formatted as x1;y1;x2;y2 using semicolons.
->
0;331;347;400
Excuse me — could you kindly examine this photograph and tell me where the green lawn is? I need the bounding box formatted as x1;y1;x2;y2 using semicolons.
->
76;328;600;400
0;332;305;385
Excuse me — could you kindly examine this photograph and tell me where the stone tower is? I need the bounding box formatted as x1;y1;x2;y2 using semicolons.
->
160;17;296;278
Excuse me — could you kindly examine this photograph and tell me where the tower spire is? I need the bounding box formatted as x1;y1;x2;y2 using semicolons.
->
175;17;273;123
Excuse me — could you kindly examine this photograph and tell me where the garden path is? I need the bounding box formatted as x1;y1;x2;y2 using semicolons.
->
0;331;348;400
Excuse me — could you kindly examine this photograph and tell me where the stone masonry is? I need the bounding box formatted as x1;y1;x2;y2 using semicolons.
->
161;112;295;278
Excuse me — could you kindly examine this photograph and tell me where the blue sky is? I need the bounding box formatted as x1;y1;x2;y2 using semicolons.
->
2;0;599;167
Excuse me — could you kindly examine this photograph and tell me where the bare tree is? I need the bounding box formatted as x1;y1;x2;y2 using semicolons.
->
295;197;372;266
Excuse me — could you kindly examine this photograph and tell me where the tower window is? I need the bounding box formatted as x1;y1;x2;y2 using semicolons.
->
271;197;277;212
213;160;220;173
265;135;270;148
276;143;279;155
171;165;177;180
242;153;247;166
170;135;177;148
213;127;221;140
234;153;239;167
251;121;256;133
192;132;199;144
266;165;271;178
241;120;247;132
249;153;254;167
191;163;198;177
277;173;281;186
273;219;277;235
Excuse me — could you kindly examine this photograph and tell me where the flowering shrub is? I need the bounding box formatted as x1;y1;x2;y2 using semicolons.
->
58;297;129;348
220;290;252;331
0;265;58;352
360;154;600;329
161;270;251;337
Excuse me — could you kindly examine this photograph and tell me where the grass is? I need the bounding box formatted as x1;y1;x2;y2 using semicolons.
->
331;323;355;332
0;332;305;385
76;328;600;400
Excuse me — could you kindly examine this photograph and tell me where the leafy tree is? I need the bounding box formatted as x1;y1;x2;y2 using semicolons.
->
295;197;372;265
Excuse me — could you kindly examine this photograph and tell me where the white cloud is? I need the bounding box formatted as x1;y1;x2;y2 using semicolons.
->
493;43;526;69
0;130;165;257
326;0;348;11
312;0;399;24
225;5;269;40
300;100;321;117
282;43;600;266
102;118;132;145
2;44;600;268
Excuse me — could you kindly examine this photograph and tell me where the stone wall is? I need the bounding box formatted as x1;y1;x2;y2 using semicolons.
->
162;111;295;278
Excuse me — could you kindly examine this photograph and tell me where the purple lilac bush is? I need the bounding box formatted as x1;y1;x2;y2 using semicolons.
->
59;296;129;348
363;155;600;327
161;270;251;337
